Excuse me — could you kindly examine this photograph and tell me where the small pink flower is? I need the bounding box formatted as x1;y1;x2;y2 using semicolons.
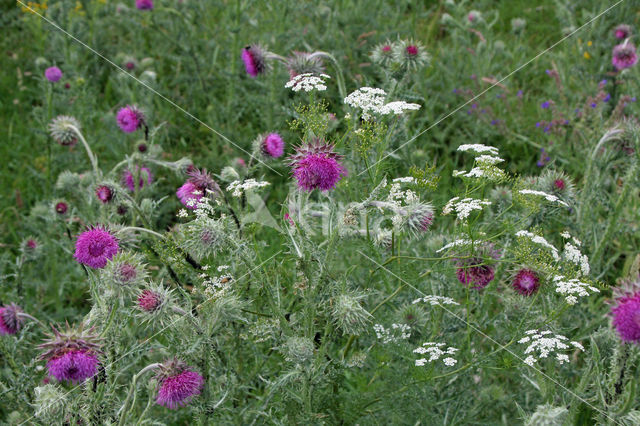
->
74;226;119;269
116;105;144;133
123;167;153;191
45;67;62;82
262;133;285;158
176;168;218;209
382;45;392;52
136;0;153;10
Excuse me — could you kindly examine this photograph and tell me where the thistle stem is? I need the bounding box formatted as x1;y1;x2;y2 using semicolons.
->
69;125;99;176
120;226;165;240
118;363;162;426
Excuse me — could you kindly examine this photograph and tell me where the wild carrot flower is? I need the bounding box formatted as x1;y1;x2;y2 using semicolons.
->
136;0;153;10
123;166;153;191
74;226;119;269
155;359;205;409
176;168;219;209
38;324;102;384
611;279;640;343
44;66;62;82
116;105;145;133
0;303;24;335
612;41;638;71
241;45;268;77
614;24;631;40
512;269;541;296
48;116;80;146
288;139;347;191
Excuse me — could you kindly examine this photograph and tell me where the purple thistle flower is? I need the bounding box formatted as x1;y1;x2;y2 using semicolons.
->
262;133;285;158
45;66;62;82
137;289;164;312
116;105;145;133
512;269;540;296
47;351;99;384
95;185;114;204
123;166;153;191
612;42;638;71
74;226;119;269
155;360;205;409
176;168;219;210
0;304;24;336
55;201;68;215
38;324;103;384
176;182;203;210
136;0;153;10
614;24;632;40
288;139;347;192
612;290;640;343
241;45;268;77
455;259;495;290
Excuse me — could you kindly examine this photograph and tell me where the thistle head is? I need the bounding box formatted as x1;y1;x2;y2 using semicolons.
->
286;51;325;78
288;138;347;192
241;44;269;77
48;116;80;146
0;303;24;335
154;358;205;409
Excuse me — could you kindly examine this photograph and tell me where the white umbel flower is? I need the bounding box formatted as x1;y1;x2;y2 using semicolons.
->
552;275;600;305
518;329;583;366
413;342;458;366
519;189;569;207
285;73;330;92
515;230;560;261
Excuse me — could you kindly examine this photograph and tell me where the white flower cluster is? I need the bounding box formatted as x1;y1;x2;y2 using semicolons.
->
199;267;234;299
552;275;600;305
457;144;500;156
412;295;460;306
285;73;330;92
560;231;582;246
177;208;189;218
518;329;584;367
519;189;569;207
392;176;417;184
454;145;505;181
227;179;270;197
443;197;491;220
563;242;590;276
373;323;411;344
515;230;560;261
436;238;472;253
413;342;458;367
344;87;421;119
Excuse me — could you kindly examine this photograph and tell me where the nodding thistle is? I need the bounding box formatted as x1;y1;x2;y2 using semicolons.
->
48;116;80;146
282;336;315;364
331;294;372;335
101;251;148;289
38;323;103;384
154;359;205;409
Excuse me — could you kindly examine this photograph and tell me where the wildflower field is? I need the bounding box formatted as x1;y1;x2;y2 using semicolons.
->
2;0;640;424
